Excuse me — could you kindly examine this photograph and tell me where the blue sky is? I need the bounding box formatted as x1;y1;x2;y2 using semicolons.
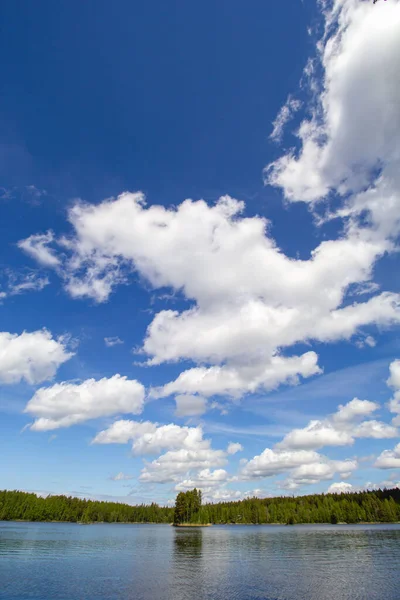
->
1;0;400;505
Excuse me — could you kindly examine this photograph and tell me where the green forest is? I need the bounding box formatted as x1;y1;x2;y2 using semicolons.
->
2;487;400;525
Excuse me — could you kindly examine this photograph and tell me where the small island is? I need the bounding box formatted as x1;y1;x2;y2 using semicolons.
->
173;489;212;527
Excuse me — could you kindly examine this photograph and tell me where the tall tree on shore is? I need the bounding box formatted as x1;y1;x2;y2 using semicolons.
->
173;489;202;524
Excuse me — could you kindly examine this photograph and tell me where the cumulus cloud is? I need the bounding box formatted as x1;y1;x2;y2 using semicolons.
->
18;187;400;401
139;445;227;484
25;375;145;431
92;420;156;444
175;468;229;491
0;329;73;384
266;0;400;213
388;359;400;389
327;482;354;494
374;443;400;469
152;352;321;400
14;0;400;496
387;359;400;424
242;444;357;489
175;394;208;417
93;420;208;455
277;398;396;451
283;459;357;488
227;442;243;455
93;419;229;486
241;448;321;479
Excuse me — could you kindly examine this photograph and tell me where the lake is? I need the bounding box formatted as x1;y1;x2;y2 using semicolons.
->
1;521;400;600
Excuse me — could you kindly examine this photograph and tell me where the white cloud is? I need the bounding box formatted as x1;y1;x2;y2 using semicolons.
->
92;420;156;444
175;468;229;491
18;189;400;402
25;375;145;431
93;419;215;458
283;459;357;488
374;443;400;469
16;1;400;408
333;398;379;423
388;359;400;389
104;336;124;347
387;360;400;423
241;448;358;489
327;482;354;494
278;398;396;451
18;231;60;267
266;0;400;214
139;445;227;484
270;95;302;142
0;329;73;385
94;418;228;486
278;421;353;450
0;271;49;299
111;472;134;481
352;420;397;439
227;442;243;455
175;394;207;417
241;448;322;479
152;352;321;400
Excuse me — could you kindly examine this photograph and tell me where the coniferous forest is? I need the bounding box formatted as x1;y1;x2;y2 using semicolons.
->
2;488;400;525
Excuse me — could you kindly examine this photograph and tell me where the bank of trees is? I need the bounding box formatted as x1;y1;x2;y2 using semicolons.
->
2;487;400;525
0;490;173;523
173;489;202;524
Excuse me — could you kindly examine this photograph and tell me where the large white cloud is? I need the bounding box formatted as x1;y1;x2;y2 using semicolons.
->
241;448;321;479
266;0;400;212
241;445;357;488
0;329;73;384
25;375;145;430
93;419;226;484
277;398;397;451
17;0;400;407
327;482;354;494
387;359;400;424
151;352;321;399
139;446;227;484
374;443;400;469
93;419;205;454
17;190;400;401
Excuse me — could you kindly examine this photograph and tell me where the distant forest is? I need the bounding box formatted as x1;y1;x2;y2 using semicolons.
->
2;488;400;525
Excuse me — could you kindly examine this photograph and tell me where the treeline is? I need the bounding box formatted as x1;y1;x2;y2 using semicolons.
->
0;490;173;523
2;488;400;525
174;489;202;524
199;487;400;525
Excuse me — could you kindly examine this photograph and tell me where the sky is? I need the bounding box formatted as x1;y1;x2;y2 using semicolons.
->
1;0;400;506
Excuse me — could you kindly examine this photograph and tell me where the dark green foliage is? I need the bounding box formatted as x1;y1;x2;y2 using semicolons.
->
2;487;400;525
200;488;400;525
0;490;173;524
173;488;202;524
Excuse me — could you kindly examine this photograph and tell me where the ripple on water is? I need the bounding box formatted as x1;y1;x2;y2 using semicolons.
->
0;522;399;600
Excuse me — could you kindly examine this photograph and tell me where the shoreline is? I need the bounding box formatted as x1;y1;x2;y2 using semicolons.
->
3;519;400;526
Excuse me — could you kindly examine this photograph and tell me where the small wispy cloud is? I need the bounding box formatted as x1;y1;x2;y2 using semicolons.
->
104;336;124;347
0;270;49;300
270;94;302;142
110;472;134;481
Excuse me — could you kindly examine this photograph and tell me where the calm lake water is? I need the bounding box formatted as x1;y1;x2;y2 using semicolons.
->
1;522;400;600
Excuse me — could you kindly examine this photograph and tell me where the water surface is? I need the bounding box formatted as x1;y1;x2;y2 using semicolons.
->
1;521;399;600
